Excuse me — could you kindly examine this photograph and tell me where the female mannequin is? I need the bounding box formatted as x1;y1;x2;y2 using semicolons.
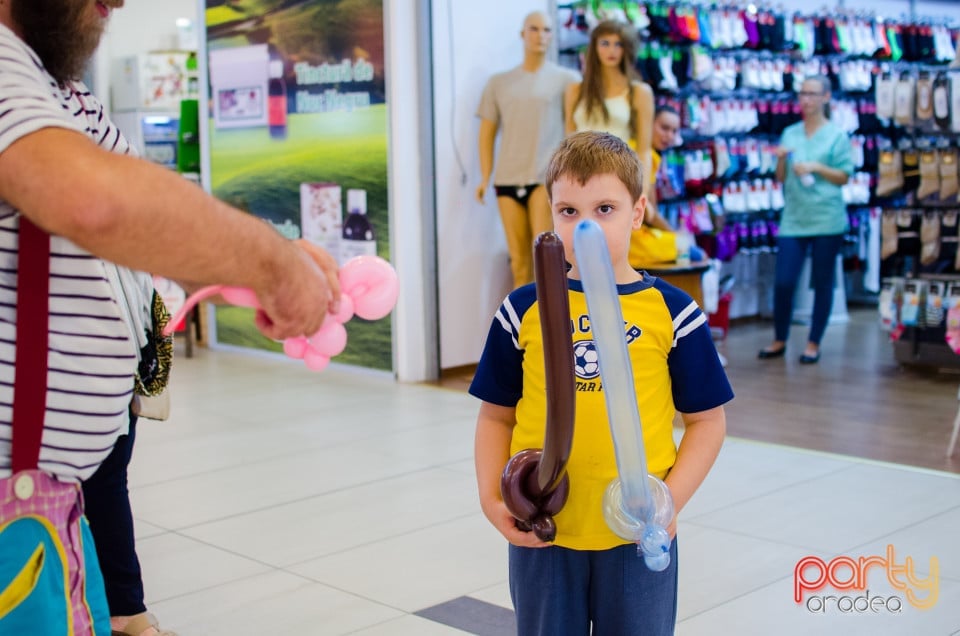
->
563;20;669;235
476;11;580;288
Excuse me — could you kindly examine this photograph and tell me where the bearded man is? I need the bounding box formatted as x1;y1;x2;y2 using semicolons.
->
0;3;341;634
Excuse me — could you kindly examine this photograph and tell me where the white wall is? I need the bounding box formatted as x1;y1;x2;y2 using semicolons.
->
106;0;199;57
91;0;200;114
433;0;550;370
386;0;436;382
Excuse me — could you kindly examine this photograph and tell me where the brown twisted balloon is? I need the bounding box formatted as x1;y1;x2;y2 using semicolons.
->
500;232;576;542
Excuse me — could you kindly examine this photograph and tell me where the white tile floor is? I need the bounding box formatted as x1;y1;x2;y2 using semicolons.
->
129;348;960;635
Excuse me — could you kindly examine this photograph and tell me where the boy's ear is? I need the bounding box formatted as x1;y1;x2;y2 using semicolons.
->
632;195;646;229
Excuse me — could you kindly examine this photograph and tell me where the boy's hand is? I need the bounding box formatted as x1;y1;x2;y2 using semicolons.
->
483;499;550;548
666;515;677;541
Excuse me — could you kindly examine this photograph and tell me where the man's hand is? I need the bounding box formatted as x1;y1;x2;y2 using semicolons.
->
252;241;341;341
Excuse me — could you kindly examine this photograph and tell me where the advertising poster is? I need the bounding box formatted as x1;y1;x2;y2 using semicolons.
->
204;0;391;371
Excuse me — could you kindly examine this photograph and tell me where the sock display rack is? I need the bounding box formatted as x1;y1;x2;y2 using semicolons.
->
557;1;960;323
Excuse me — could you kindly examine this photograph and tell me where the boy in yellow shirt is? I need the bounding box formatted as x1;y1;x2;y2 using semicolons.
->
471;131;732;635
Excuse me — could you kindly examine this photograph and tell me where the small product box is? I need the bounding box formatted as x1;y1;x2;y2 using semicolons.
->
300;182;342;262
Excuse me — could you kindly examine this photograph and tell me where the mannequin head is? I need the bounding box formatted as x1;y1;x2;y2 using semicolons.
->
798;75;831;121
585;20;637;82
577;20;638;125
652;106;680;152
520;11;552;57
5;0;122;84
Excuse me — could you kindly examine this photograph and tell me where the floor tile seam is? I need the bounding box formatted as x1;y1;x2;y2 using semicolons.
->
145;565;308;605
148;560;412;623
724;434;960;478
683;464;858;522
838;502;960;557
128;432;472;489
676;572;796;624
145;528;428;616
152;465;471;532
281;510;481;569
679;519;838;555
726;435;960;479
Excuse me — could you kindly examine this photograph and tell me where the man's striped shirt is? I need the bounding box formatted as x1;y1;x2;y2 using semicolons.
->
0;23;139;482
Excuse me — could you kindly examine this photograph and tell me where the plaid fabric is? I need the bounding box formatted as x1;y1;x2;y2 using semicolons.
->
0;469;109;635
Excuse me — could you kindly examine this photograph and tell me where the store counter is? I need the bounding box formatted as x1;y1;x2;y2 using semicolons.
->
643;262;710;307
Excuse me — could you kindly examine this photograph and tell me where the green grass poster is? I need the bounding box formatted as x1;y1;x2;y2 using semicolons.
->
204;0;392;371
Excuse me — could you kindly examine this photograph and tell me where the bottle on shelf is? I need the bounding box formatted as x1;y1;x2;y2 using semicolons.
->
341;189;377;261
268;49;287;140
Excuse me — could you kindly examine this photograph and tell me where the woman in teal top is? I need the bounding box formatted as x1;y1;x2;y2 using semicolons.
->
758;76;854;364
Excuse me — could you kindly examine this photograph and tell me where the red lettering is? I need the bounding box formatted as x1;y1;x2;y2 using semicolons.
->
794;556;828;603
827;556;861;591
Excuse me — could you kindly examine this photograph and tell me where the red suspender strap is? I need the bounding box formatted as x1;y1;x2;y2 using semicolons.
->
11;216;50;473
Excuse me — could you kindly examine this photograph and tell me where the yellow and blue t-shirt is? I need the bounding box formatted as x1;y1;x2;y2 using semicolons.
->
470;274;733;551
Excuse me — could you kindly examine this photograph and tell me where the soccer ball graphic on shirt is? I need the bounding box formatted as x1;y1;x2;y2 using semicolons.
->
573;340;600;380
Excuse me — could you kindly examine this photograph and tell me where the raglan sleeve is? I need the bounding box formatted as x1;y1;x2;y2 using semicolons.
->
657;281;734;413
468;289;531;407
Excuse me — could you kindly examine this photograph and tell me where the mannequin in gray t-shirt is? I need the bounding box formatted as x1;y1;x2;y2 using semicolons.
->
475;11;579;287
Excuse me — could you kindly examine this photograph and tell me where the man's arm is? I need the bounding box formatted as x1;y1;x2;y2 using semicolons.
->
0;127;340;340
475;118;498;204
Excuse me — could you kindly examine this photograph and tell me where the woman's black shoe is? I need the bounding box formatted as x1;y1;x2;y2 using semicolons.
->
799;352;821;364
757;347;786;359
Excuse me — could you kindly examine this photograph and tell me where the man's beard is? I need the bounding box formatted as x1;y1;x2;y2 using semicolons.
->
11;0;104;84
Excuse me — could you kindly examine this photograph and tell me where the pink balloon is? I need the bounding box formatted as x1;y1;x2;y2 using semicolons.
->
220;287;259;308
332;294;355;324
310;322;348;357
339;256;399;320
283;337;309;359
164;255;398;371
303;349;331;371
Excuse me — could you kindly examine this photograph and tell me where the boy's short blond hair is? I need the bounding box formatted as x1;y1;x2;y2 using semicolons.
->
545;131;645;203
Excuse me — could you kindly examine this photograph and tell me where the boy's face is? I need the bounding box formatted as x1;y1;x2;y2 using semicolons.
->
550;173;644;281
